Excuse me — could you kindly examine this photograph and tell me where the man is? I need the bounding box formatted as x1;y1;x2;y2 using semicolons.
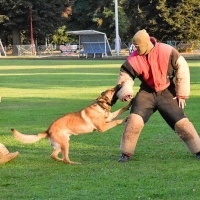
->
0;143;19;164
116;29;200;162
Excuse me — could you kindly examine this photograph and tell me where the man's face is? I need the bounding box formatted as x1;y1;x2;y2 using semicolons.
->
133;41;147;55
133;29;151;55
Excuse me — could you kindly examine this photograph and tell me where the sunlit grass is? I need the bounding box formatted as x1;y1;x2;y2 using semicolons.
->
0;59;199;200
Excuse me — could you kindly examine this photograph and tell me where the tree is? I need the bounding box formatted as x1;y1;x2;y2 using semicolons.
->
157;0;200;41
0;0;199;54
121;0;200;41
0;15;9;23
52;25;77;44
66;0;130;42
0;0;68;54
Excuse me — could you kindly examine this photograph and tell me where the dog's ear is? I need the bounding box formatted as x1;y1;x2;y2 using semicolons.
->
100;91;106;96
97;90;108;102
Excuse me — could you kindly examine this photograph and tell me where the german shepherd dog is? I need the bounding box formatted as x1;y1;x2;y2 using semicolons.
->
11;85;130;164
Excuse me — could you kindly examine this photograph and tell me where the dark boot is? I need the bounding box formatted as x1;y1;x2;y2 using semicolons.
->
196;152;200;160
118;153;131;162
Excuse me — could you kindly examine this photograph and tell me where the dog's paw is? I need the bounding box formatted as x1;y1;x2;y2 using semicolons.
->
116;119;124;125
63;159;81;165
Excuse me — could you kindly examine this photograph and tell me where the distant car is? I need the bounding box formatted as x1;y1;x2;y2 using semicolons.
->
129;44;136;54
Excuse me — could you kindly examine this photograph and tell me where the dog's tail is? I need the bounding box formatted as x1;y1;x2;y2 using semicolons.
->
11;128;48;144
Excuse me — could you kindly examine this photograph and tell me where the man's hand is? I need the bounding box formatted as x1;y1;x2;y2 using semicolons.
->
122;94;133;102
173;97;186;109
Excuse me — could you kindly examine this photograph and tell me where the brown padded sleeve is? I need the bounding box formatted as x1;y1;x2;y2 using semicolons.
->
175;56;190;98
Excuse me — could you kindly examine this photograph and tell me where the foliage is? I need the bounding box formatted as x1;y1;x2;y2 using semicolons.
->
51;25;77;44
0;59;199;199
0;0;199;48
0;15;9;23
156;0;200;41
0;0;67;45
60;0;130;42
121;0;200;41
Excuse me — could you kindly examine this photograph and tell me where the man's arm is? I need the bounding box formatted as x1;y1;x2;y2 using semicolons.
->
171;49;190;109
116;61;136;102
175;56;190;99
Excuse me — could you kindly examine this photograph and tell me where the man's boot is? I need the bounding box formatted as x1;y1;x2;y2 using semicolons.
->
0;143;19;164
175;118;200;159
118;114;144;162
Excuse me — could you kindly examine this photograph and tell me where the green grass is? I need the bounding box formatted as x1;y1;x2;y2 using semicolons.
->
0;58;199;200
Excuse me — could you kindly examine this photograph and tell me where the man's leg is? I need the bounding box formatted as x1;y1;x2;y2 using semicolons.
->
118;89;155;162
0;143;19;164
157;86;200;159
175;118;200;158
118;114;144;162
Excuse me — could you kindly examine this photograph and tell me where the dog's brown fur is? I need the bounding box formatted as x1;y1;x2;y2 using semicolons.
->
11;85;130;164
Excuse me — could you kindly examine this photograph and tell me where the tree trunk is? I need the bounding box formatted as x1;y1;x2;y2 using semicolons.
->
12;28;20;55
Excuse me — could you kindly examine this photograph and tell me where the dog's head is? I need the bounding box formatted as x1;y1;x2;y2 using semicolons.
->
97;84;122;110
110;84;122;105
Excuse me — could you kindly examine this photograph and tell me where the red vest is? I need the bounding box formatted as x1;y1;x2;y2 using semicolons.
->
127;43;173;92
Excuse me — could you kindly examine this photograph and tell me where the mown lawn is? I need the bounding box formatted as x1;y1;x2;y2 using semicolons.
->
0;58;199;200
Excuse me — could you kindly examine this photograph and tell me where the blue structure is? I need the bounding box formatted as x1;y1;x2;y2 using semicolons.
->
67;30;112;58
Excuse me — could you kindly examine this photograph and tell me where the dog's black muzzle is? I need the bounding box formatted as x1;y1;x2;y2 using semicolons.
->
111;84;122;106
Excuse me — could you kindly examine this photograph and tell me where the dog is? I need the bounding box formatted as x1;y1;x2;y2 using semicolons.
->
11;85;131;164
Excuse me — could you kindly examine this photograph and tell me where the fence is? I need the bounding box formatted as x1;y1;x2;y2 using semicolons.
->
36;44;56;56
16;45;36;56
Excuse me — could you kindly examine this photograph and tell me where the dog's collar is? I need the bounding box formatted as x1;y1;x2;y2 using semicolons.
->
96;100;111;111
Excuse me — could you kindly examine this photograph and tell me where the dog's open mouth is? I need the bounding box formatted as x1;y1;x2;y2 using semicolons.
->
111;84;122;106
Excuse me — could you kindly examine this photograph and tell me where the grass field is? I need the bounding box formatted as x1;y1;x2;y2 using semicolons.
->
0;58;199;200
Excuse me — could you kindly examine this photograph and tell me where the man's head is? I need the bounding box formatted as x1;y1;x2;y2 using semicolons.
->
133;29;153;55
